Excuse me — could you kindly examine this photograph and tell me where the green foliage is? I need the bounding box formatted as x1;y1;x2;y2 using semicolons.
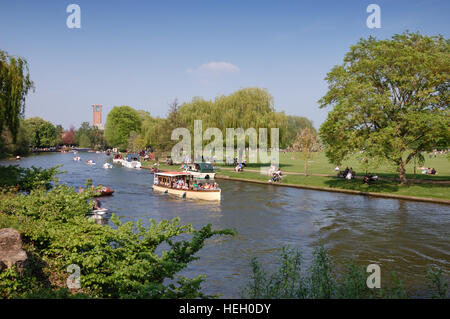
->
284;115;316;148
0;50;34;143
77;134;91;148
0;164;62;192
0;167;234;298
74;122;105;149
319;31;450;183
105;106;142;150
427;266;448;298
25;117;59;148
0;119;31;157
241;246;445;299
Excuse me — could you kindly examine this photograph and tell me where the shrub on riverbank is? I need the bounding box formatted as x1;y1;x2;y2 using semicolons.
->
240;246;448;299
0;166;234;298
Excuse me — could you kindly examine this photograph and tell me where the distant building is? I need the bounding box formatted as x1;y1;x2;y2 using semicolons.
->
92;104;104;130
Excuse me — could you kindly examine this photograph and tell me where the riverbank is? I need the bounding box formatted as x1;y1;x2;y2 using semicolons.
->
141;162;450;203
215;174;450;205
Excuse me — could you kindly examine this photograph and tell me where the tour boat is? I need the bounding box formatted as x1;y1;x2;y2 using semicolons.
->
183;162;216;179
153;172;221;201
122;154;142;169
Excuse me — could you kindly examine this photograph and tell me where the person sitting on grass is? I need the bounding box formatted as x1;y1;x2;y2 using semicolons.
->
363;175;370;184
431;168;437;175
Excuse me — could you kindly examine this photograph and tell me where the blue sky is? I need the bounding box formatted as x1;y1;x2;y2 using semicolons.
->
1;0;449;129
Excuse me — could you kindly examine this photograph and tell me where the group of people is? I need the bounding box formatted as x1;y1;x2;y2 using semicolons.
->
363;173;378;184
234;162;245;172
268;164;283;182
154;178;218;191
420;167;437;175
337;167;355;180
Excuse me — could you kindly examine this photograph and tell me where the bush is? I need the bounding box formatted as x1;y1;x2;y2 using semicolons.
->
241;246;446;299
0;166;234;298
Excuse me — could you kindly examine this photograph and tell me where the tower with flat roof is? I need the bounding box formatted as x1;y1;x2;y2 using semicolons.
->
92;104;104;130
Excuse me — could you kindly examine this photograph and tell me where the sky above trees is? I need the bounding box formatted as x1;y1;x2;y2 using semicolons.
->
1;0;449;130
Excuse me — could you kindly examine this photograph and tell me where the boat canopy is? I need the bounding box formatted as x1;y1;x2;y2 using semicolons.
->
155;171;191;177
126;154;140;161
188;162;215;172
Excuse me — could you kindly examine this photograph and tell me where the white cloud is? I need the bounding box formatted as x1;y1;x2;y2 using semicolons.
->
187;61;240;76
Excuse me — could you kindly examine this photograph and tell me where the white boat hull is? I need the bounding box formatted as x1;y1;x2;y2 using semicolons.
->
153;185;221;201
122;161;142;169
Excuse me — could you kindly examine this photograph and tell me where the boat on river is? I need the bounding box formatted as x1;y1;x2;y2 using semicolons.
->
183;162;216;179
153;171;221;201
93;186;115;197
122;154;142;169
112;154;124;164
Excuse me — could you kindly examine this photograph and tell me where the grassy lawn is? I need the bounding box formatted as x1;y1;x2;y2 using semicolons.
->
216;170;450;201
208;151;449;181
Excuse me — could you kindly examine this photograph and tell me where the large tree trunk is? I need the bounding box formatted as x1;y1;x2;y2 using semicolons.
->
398;161;407;184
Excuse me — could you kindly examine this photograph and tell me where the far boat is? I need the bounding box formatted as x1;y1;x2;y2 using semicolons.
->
183;162;216;179
93;186;115;197
73;156;81;161
122;153;142;169
86;160;96;165
112;154;124;164
103;163;113;169
153;171;221;201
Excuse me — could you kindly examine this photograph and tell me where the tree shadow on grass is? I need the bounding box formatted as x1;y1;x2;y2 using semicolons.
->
324;178;400;193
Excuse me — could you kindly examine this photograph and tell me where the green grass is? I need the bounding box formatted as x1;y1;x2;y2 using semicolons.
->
217;170;450;200
224;151;450;181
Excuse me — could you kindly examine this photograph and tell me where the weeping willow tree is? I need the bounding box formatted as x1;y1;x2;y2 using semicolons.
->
0;50;34;144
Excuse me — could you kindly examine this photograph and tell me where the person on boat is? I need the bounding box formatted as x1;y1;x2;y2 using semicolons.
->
93;198;102;210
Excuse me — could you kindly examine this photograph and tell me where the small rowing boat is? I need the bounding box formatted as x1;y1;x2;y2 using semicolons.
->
94;186;114;197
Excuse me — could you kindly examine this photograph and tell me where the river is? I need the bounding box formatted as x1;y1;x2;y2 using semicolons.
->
2;152;449;298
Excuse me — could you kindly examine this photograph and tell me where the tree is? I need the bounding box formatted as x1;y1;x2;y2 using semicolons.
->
62;126;76;145
78;134;91;148
105;106;142;150
292;127;319;175
0;50;34;143
319;32;450;183
284;115;316;148
25;117;58;148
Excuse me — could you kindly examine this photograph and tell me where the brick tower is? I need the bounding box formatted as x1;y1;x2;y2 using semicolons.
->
92;104;104;130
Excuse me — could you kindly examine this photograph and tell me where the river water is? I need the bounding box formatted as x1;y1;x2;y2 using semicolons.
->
2;152;449;298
